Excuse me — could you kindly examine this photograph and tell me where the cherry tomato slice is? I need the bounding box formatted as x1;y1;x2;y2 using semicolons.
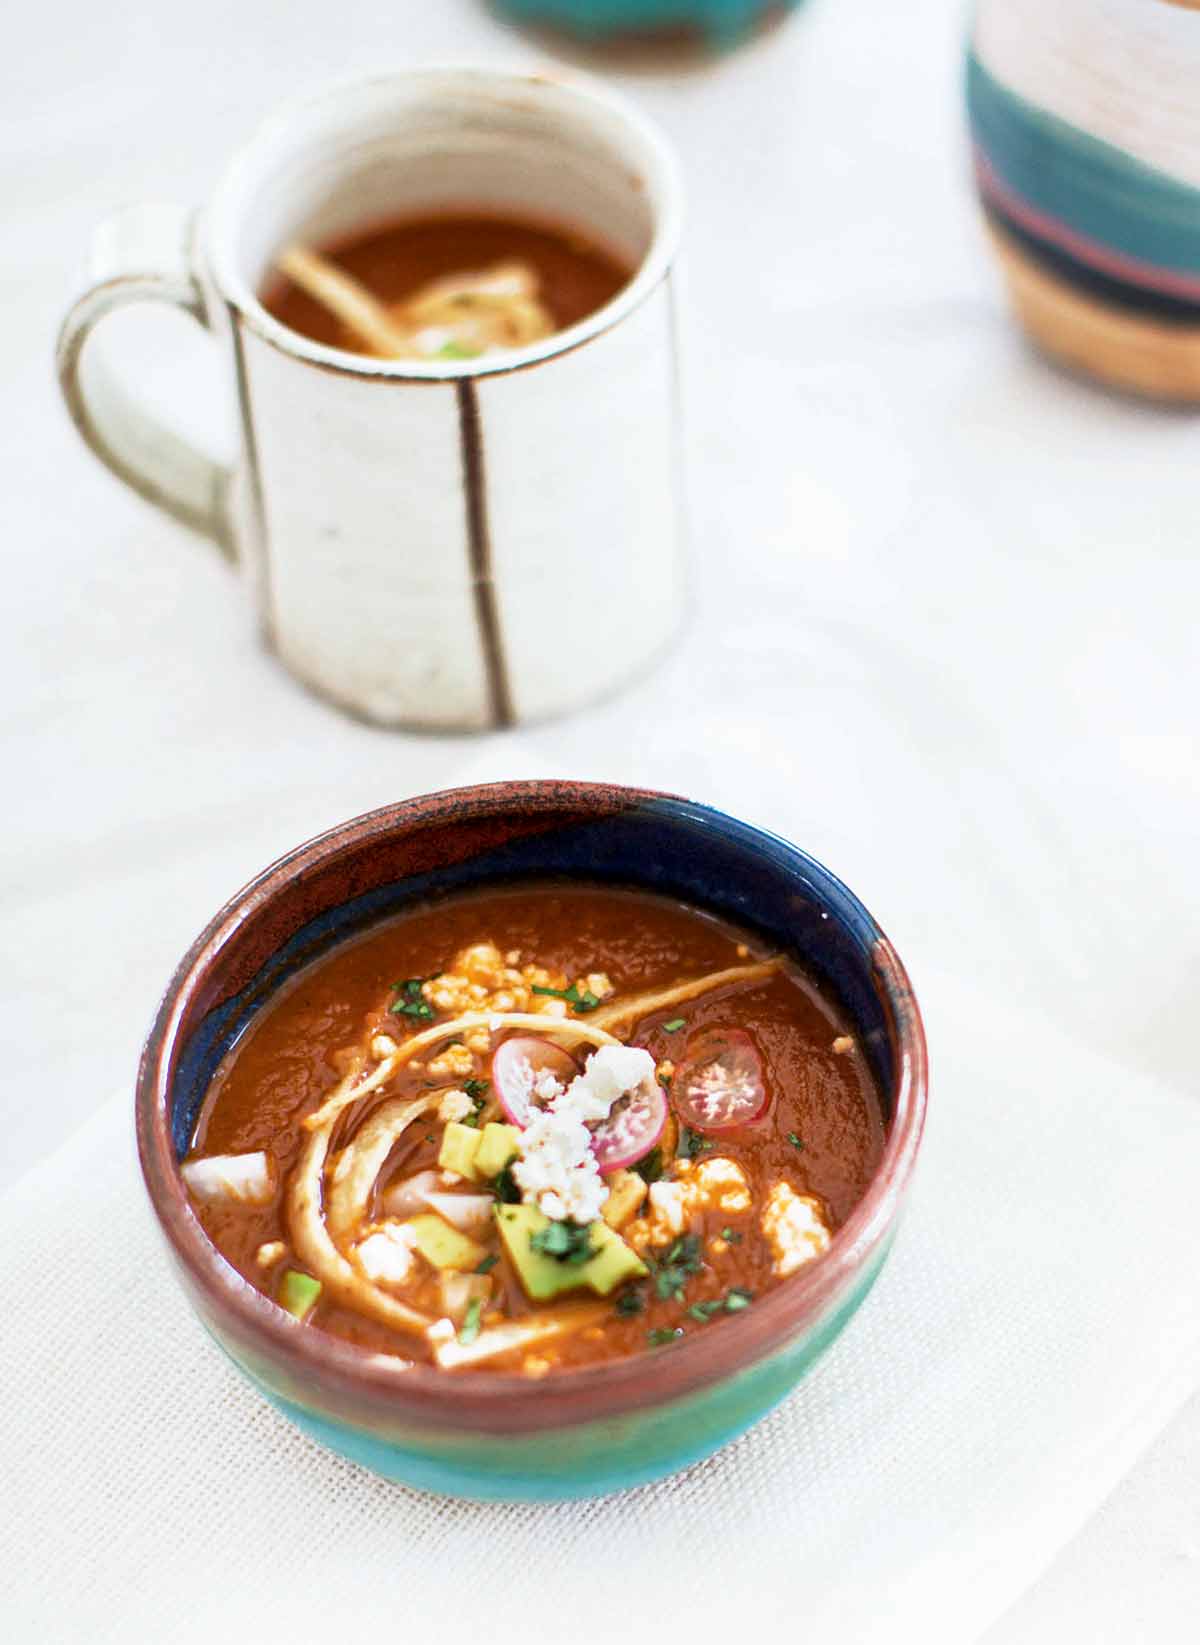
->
674;1028;768;1132
491;1036;579;1128
590;1073;668;1174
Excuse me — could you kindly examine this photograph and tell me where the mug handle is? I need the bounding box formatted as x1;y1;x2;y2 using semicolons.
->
55;202;234;557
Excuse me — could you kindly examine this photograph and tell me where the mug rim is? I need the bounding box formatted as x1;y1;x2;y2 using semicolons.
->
201;66;684;382
136;781;928;1436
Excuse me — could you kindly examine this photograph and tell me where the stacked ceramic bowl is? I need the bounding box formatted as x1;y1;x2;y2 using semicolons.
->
969;0;1200;401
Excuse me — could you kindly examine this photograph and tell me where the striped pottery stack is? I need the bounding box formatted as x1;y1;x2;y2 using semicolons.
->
491;0;800;46
968;0;1200;400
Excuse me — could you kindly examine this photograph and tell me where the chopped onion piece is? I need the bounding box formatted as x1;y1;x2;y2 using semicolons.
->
424;1192;496;1235
438;1270;492;1325
380;1169;442;1219
181;1151;275;1207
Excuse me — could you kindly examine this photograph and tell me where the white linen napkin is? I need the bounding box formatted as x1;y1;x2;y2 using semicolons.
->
5;963;1198;1645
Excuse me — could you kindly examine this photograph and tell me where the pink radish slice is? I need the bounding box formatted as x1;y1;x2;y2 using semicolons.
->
590;1075;667;1173
674;1028;769;1132
491;1036;578;1128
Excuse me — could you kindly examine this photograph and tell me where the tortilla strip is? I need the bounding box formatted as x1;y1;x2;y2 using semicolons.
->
288;1115;433;1341
276;245;409;356
431;1302;611;1371
303;1012;621;1134
588;957;786;1034
324;1093;440;1244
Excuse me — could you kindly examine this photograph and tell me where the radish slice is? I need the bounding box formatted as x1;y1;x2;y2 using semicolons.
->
492;1036;578;1127
590;1073;667;1173
674;1028;769;1131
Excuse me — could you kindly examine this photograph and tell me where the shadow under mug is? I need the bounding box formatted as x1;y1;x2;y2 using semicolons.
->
56;69;686;730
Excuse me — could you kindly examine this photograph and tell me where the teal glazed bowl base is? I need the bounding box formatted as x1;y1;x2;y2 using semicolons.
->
253;1238;891;1501
137;784;926;1501
492;0;804;47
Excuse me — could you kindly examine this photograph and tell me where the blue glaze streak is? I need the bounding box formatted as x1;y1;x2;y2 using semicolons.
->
172;799;895;1158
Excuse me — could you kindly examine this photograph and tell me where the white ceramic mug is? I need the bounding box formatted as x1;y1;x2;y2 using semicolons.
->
57;70;685;730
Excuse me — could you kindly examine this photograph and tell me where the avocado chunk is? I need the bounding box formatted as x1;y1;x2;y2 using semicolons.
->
279;1270;322;1321
475;1121;520;1179
496;1205;648;1301
582;1228;650;1296
407;1213;486;1272
438;1122;483;1182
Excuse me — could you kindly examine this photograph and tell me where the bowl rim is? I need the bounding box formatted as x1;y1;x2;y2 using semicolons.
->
137;781;928;1435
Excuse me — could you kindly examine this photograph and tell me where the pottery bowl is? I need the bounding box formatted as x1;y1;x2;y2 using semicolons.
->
136;781;927;1500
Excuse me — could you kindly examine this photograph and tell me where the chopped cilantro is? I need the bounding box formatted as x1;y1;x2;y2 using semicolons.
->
615;1286;646;1317
677;1126;712;1160
720;1227;744;1244
462;1079;489;1128
531;981;601;1013
490;1163;521;1205
688;1289;753;1323
662;1018;686;1033
647;1327;684;1348
787;1132;805;1152
389;976;435;1022
666;1233;703;1269
474;1253;498;1275
530;1220;596;1265
391;1000;434;1021
634;1147;664;1184
650;1233;703;1302
653;1270;680;1302
459;1297;483;1344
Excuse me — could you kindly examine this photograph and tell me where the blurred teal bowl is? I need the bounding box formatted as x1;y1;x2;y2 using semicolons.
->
492;0;804;46
137;782;927;1500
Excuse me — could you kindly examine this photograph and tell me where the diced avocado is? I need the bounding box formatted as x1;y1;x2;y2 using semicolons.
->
438;1122;483;1182
496;1205;648;1301
407;1213;486;1272
475;1121;520;1179
279;1270;322;1322
496;1206;582;1300
582;1227;648;1295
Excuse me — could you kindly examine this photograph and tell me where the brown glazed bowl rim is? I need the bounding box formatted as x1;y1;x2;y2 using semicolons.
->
137;782;928;1435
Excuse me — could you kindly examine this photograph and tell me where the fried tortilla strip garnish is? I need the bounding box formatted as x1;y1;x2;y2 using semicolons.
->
276;244;410;356
288;1109;434;1342
303;1011;622;1134
324;1092;441;1244
587;957;787;1035
430;1302;612;1371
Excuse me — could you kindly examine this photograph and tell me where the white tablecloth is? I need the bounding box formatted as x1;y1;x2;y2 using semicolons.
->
5;0;1198;1638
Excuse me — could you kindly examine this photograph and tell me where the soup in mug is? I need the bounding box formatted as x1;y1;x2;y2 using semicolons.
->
262;212;633;363
184;884;885;1374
